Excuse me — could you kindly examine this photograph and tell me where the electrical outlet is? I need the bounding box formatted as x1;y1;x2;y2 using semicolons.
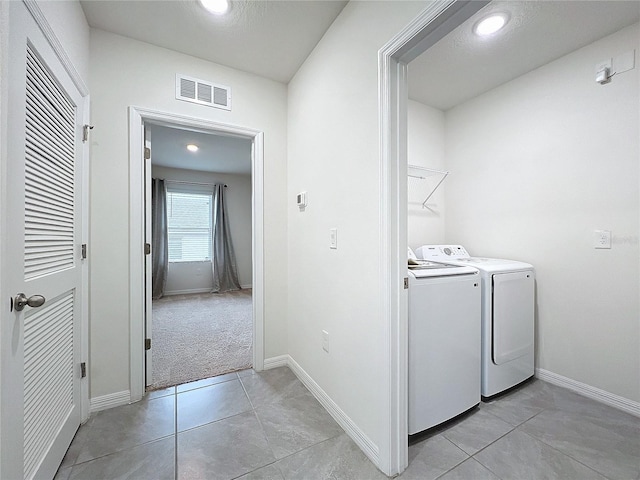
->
594;230;611;249
322;330;329;353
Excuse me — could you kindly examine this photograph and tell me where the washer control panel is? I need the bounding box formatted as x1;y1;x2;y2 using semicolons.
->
416;245;470;260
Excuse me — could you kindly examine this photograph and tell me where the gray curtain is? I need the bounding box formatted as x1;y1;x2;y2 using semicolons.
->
211;184;241;293
151;178;168;299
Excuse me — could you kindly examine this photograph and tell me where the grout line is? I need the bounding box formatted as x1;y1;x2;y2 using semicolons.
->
176;409;255;435
174;372;241;395
227;458;283;480
515;424;616;479
431;436;471;479
174;389;178;480
70;435;176;467
237;369;344;478
273;434;340;463
521;430;613;478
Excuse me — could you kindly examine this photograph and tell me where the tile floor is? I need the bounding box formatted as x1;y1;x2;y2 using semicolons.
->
55;367;640;480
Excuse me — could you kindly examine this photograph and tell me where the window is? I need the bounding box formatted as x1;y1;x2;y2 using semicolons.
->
167;190;213;262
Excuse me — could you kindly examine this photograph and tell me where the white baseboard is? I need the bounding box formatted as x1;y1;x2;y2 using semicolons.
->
164;286;253;296
90;390;131;413
163;288;212;296
285;356;381;469
536;368;640;418
263;355;289;370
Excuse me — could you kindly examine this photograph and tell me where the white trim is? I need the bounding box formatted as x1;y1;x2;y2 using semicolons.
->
80;95;90;423
22;0;89;97
163;285;253;296
251;131;265;372
263;355;289;370
267;355;381;467
287;356;381;468
163;288;215;296
378;1;489;475
129;106;265;401
536;368;640;418
90;391;131;413
129;109;145;403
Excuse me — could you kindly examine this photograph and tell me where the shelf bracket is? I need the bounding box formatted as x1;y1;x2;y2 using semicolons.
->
408;164;449;208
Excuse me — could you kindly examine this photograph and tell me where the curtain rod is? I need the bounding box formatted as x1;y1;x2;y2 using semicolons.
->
163;179;227;188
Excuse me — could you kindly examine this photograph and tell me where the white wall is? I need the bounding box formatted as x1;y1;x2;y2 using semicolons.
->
89;29;288;398
444;24;640;402
407;100;446;250
152;165;253;293
287;0;426;472
35;0;90;83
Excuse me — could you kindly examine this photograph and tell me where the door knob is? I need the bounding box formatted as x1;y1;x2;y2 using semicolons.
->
13;293;46;312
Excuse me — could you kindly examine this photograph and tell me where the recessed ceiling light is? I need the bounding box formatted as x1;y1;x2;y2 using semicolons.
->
186;144;199;152
199;0;230;15
474;13;509;37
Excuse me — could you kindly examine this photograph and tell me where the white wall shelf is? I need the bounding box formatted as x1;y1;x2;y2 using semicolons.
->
408;164;449;208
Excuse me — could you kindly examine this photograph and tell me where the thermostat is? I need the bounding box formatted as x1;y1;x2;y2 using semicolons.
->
296;191;307;209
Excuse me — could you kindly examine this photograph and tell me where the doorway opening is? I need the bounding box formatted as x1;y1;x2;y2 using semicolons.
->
145;123;254;390
383;0;639;475
128;107;265;402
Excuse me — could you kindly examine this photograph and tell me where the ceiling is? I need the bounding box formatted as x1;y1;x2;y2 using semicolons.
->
148;124;252;175
409;1;640;110
81;0;639;154
80;0;347;83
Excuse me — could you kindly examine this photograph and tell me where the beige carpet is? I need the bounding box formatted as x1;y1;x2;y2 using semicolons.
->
149;290;253;390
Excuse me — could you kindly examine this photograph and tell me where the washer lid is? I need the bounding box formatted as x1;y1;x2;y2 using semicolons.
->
409;260;478;277
453;257;534;272
416;245;534;272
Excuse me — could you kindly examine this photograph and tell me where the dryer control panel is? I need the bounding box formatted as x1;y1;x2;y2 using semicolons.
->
416;245;470;260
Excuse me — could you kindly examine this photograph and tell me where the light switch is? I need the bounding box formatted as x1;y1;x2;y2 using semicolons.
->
329;228;337;249
297;191;307;210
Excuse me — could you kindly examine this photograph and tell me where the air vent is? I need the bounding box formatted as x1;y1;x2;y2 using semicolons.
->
176;74;231;111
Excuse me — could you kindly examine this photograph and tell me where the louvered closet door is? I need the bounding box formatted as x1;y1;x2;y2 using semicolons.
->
2;2;84;479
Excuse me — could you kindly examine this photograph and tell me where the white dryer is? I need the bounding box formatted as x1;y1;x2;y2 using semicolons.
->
416;245;535;398
407;251;481;434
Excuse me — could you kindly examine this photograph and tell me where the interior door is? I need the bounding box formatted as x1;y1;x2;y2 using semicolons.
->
144;127;153;386
2;2;84;478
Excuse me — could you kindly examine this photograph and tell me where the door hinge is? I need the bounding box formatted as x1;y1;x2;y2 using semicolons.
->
404;277;409;289
144;243;151;255
80;362;87;378
144;147;151;160
82;124;94;143
145;338;151;350
81;243;87;259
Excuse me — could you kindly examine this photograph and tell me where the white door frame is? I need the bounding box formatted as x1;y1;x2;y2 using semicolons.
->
128;106;264;402
378;1;488;474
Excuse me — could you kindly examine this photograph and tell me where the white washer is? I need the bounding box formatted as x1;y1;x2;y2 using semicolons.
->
407;255;481;434
416;245;535;398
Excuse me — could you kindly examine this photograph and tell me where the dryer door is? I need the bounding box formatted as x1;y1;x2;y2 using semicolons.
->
492;271;534;365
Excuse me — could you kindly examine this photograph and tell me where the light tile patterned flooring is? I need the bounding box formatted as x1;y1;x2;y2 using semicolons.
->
55;367;640;480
